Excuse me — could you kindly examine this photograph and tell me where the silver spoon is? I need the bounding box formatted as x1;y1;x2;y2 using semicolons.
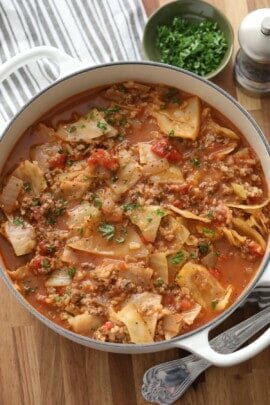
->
142;303;270;405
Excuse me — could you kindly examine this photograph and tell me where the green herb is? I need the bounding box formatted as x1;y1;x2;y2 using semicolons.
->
191;158;200;167
168;129;175;137
146;215;153;223
211;299;219;309
32;198;41;206
207;210;214;219
83;175;90;182
156;17;228;77
156;208;166;217
23;182;32;192
80;124;86;129
98;223;115;241
67;267;76;277
154;277;164;287
47;245;56;254
46;205;66;225
115;236;125;244
68;125;77;133
117;84;127;93
13;217;24;226
215;251;221;257
162;88;181;104
202;227;215;237
24;286;36;294
42;258;50;269
97;121;108;132
66;159;74;167
190;251;198;259
170;250;185;265
198;241;210;255
119;117;127;126
103;105;121;117
121;203;140;212
93;196;102;208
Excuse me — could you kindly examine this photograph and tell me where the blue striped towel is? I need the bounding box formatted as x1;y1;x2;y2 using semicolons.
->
0;0;269;306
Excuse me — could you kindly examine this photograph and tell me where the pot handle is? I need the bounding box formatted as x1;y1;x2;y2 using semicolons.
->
0;46;84;132
173;315;270;367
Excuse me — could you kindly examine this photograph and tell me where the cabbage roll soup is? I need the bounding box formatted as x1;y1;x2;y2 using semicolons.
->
0;82;269;344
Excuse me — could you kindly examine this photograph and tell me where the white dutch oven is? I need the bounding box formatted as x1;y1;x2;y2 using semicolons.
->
0;46;269;366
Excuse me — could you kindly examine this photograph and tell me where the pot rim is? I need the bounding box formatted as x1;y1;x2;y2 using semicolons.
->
0;60;269;350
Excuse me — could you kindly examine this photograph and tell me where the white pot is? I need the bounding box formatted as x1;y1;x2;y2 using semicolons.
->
0;46;269;366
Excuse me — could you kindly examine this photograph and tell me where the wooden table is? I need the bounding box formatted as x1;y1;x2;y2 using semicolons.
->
1;1;270;404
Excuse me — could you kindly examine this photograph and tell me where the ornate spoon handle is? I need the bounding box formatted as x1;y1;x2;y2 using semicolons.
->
142;305;270;405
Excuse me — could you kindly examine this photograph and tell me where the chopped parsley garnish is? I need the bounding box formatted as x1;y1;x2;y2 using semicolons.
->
97;121;108;132
156;17;228;77
103;105;121;117
146;215;153;223
24;286;36;294
68;125;77;133
162;88;182;104
117;84;127;93
170;250;185;265
154;277;164;287
32;198;41;206
121;203;140;212
156;208;166;217
191;158;200;167
202;227;215;237
46;205;66;225
190;251;198;259
66;159;74;167
42;258;50;269
198;241;210;255
67;267;76;277
47;245;56;254
83;175;90;182
23;182;32;192
115;236;125;244
207;210;214;219
13;217;24;226
168;129;175;136
93;196;102;209
98;223;115;241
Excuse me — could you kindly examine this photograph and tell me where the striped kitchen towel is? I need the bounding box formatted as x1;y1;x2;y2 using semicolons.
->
0;0;146;121
0;0;269;305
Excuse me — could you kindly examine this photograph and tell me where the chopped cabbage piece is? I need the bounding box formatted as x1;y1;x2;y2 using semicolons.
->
152;96;200;140
222;227;246;247
8;265;30;281
126;205;168;242
0;176;23;213
149;252;168;283
163;303;201;340
117;303;153;343
150;165;184;184
138;142;161;164
67;202;101;232
2;220;36;256
231;183;247;199
202;108;239;140
110;150;141;196
68;313;103;333
226;199;270;212
45;269;72;287
12;160;46;196
176;261;232;310
30;142;61;171
124;263;153;286
167;205;210;223
56;108;117;143
232;217;266;249
127;292;162;338
68;227;148;258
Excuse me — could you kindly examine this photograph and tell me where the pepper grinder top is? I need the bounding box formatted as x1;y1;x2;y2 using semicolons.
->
234;8;270;95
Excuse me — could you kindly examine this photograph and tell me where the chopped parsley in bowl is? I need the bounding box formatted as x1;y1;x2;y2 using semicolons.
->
143;0;234;79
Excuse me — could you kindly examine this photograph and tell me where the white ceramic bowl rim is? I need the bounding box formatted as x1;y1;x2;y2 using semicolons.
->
0;60;269;351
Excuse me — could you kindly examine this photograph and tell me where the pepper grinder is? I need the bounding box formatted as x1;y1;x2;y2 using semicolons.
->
234;8;270;95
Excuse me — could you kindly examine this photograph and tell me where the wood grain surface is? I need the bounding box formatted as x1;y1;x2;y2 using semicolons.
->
0;1;270;404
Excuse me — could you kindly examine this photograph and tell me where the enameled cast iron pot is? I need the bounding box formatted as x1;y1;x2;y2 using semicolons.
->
0;47;269;366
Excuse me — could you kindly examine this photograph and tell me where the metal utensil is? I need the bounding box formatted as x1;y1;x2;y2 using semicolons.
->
142;303;270;405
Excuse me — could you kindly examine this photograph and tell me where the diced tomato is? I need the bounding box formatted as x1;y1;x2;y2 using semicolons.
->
173;199;184;208
151;138;182;162
30;256;42;272
57;287;66;296
88;149;119;171
178;182;192;194
151;138;169;157
247;240;264;257
209;268;221;279
103;321;114;331
49;154;67;169
166;149;182;162
179;298;192;311
38;241;49;255
247;195;262;204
